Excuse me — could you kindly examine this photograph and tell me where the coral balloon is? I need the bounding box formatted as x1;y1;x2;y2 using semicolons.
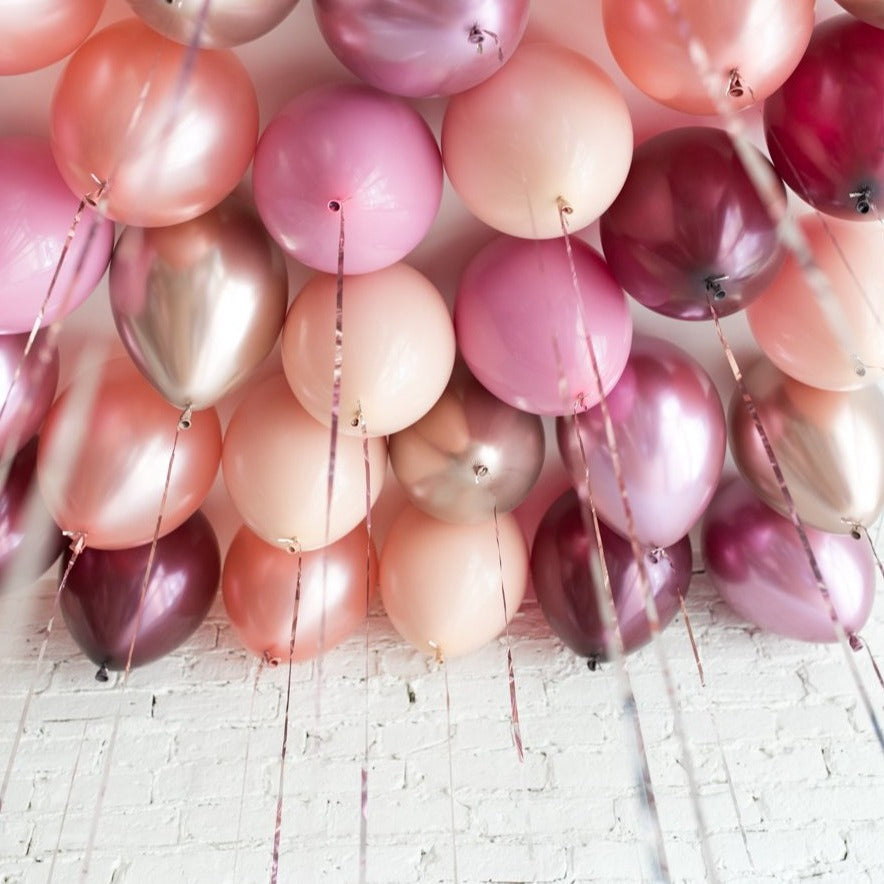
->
51;20;259;227
532;489;692;661
222;522;376;663
222;374;387;551
389;364;545;523
703;478;874;643
253;84;442;274
0;0;105;75
127;0;298;48
602;0;814;115
313;0;530;97
455;235;632;416
599;127;786;320
764;16;884;220
380;504;528;658
442;42;633;239
0;137;114;334
37;359;222;550
60;510;220;673
110;198;288;410
729;359;884;534
834;1;884;28
557;336;726;549
281;263;455;437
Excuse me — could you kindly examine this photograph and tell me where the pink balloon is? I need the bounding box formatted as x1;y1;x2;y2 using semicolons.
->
834;1;884;28
455;236;632;416
253;84;443;274
0;138;114;333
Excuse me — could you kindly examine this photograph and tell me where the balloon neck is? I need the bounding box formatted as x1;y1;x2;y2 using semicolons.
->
843;519;863;541
95;661;110;683
63;531;86;555
472;463;489;484
849;634;864;653
276;537;301;556
327;199;342;213
586;655;601;672
467;25;503;61
428;640;445;664
704;274;728;301
84;174;109;209
851;355;868;379
263;651;281;668
726;69;746;99
849;187;872;215
178;405;193;431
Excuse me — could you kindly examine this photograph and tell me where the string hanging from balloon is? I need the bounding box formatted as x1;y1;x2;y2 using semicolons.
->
47;719;88;883
357;404;372;884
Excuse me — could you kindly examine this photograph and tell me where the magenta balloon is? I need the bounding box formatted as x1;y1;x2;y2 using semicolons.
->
702;478;874;643
0;137;114;333
313;0;530;97
59;510;220;673
557;336;726;549
455;236;633;416
253;84;443;274
531;489;692;661
764;16;884;220
599;127;786;320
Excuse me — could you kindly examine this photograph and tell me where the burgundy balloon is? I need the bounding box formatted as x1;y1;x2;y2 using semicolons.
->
600;126;786;320
59;510;220;673
531;489;692;662
764;16;884;220
702;478;874;643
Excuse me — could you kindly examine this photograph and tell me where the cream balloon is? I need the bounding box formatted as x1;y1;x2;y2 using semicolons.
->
281;263;455;437
222;374;387;551
441;42;632;239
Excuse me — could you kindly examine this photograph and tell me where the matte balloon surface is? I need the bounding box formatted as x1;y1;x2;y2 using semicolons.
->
834;0;884;27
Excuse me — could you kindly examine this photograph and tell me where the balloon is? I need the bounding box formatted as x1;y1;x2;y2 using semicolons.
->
60;510;220;673
126;0;298;48
37;358;222;550
531;489;692;661
222;522;376;663
109;198;288;410
747;214;884;391
380;504;528;658
253;84;442;274
0;0;105;75
455;235;633;416
281;263;455;437
764;16;884;220
0;137;114;334
441;42;633;239
729;359;884;534
602;0;815;115
599;126;786;321
834;1;884;28
50;20;259;228
222;374;387;551
702;478;874;643
313;0;531;98
557;336;726;549
389;364;545;523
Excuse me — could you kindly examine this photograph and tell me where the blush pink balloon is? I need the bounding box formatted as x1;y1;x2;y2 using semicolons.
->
455;236;632;416
702;477;874;643
0;138;114;334
51;19;259;227
834;1;884;28
253;84;443;274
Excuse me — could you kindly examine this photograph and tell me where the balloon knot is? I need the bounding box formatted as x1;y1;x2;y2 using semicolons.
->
178;405;193;431
276;537;301;556
850;187;872;215
849;634;864;652
586;655;601;672
263;651;281;667
63;531;86;555
726;69;744;98
704;274;729;301
95;662;110;683
327;199;342;213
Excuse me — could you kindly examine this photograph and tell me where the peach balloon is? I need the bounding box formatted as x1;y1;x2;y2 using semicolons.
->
441;42;632;239
222;522;376;663
0;0;105;75
380;504;528;658
37;359;222;550
747;215;884;391
222;374;387;551
281;263;455;437
50;20;259;227
602;0;815;115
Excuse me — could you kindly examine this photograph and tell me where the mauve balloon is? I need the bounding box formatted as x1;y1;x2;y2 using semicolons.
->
557;336;726;549
531;489;692;662
702;478;874;643
313;0;530;97
60;510;220;673
600;127;786;320
834;0;884;28
764;16;884;220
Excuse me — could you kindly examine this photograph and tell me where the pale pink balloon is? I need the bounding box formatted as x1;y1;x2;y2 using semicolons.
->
281;263;455;437
834;1;884;28
50;19;259;227
222;374;387;551
442;42;632;239
602;0;815;115
253;84;443;274
380;504;528;658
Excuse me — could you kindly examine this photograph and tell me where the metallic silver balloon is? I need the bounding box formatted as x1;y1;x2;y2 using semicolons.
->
388;365;545;523
109;198;288;411
729;359;884;534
